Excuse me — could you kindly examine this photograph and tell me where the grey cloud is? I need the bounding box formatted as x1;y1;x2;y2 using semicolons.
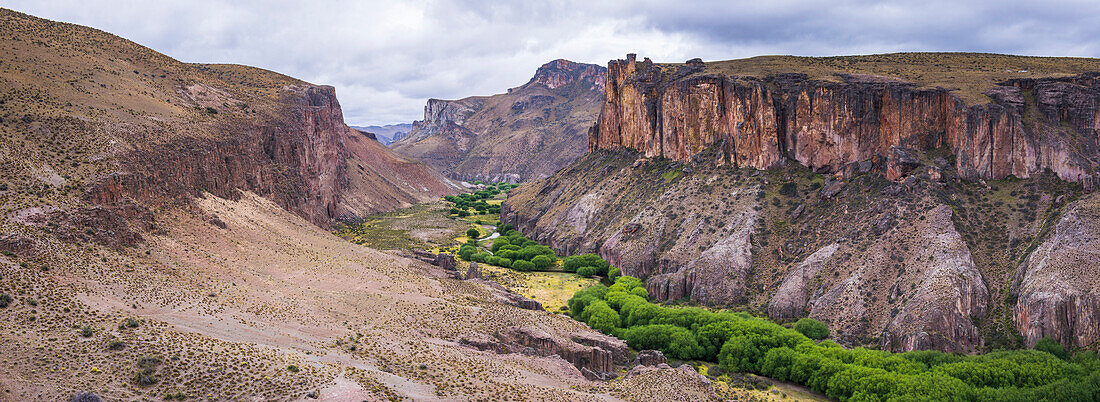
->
4;0;1100;124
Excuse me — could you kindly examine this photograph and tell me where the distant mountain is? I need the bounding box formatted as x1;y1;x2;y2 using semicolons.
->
351;123;413;145
391;59;606;183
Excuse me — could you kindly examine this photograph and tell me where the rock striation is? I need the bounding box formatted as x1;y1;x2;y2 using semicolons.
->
1011;193;1100;348
591;54;1100;184
461;325;627;379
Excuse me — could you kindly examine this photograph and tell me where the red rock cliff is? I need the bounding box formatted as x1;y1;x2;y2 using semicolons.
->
86;85;456;231
591;54;1100;184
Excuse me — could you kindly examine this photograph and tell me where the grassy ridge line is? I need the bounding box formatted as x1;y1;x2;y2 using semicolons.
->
657;52;1100;105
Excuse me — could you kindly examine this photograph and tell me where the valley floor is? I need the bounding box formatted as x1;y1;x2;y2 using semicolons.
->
1;191;749;401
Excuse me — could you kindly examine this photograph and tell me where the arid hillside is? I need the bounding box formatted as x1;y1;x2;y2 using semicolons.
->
0;9;728;401
506;53;1100;354
0;7;459;235
392;59;606;183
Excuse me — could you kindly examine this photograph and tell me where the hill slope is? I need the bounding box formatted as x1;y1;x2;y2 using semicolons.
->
0;9;707;400
506;53;1100;353
391;59;605;183
0;7;458;234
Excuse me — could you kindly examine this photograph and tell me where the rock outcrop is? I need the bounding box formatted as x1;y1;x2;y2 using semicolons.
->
878;206;989;353
591;54;1100;183
392;60;606;183
462;325;627;379
768;243;839;320
1011;193;1100;348
506;54;1100;352
84;85;457;231
634;350;667;366
646;210;758;305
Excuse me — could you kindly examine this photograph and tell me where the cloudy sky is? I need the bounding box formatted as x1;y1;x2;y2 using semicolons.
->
5;0;1100;125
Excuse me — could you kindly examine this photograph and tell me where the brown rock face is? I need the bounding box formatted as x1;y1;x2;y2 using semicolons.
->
878;206;989;353
1012;193;1100;348
592;55;1100;183
82;85;457;232
646;209;758;305
464;325;627;379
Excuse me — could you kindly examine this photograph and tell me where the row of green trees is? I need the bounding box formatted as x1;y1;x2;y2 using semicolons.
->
567;277;1100;401
459;225;557;272
444;183;516;216
562;253;620;279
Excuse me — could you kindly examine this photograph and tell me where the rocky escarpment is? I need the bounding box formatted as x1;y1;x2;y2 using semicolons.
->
504;146;1088;352
392;59;606;183
1012;192;1100;348
461;325;628;379
591;54;1100;185
0;7;456;247
83;84;456;234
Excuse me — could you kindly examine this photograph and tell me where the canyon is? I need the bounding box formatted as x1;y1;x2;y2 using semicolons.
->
1;9;695;400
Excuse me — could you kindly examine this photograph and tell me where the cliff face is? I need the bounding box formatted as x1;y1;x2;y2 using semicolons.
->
392;59;606;183
84;84;457;232
0;7;457;247
592;54;1100;184
506;54;1100;352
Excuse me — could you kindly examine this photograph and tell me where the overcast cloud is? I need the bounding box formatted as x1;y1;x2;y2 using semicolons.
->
4;0;1100;125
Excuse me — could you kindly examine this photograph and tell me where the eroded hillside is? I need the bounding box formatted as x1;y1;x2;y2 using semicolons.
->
507;135;1096;353
392;59;606;183
506;53;1100;352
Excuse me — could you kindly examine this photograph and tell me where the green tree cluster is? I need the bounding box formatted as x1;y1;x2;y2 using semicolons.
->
565;278;1100;401
563;253;611;277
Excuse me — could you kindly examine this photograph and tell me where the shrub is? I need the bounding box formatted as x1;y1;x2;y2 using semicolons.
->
287;365;300;373
629;287;649;299
617;324;702;360
583;301;620;333
1034;336;1068;360
576;266;600;277
567;285;607;318
80;326;94;338
512;260;535;272
779;182;798;197
490;238;509;253
0;293;10;308
518;245;555;261
719;336;763;372
458;245;476;260
794;318;830;340
563;254;608;273
531;255;552;269
466;228;480;239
